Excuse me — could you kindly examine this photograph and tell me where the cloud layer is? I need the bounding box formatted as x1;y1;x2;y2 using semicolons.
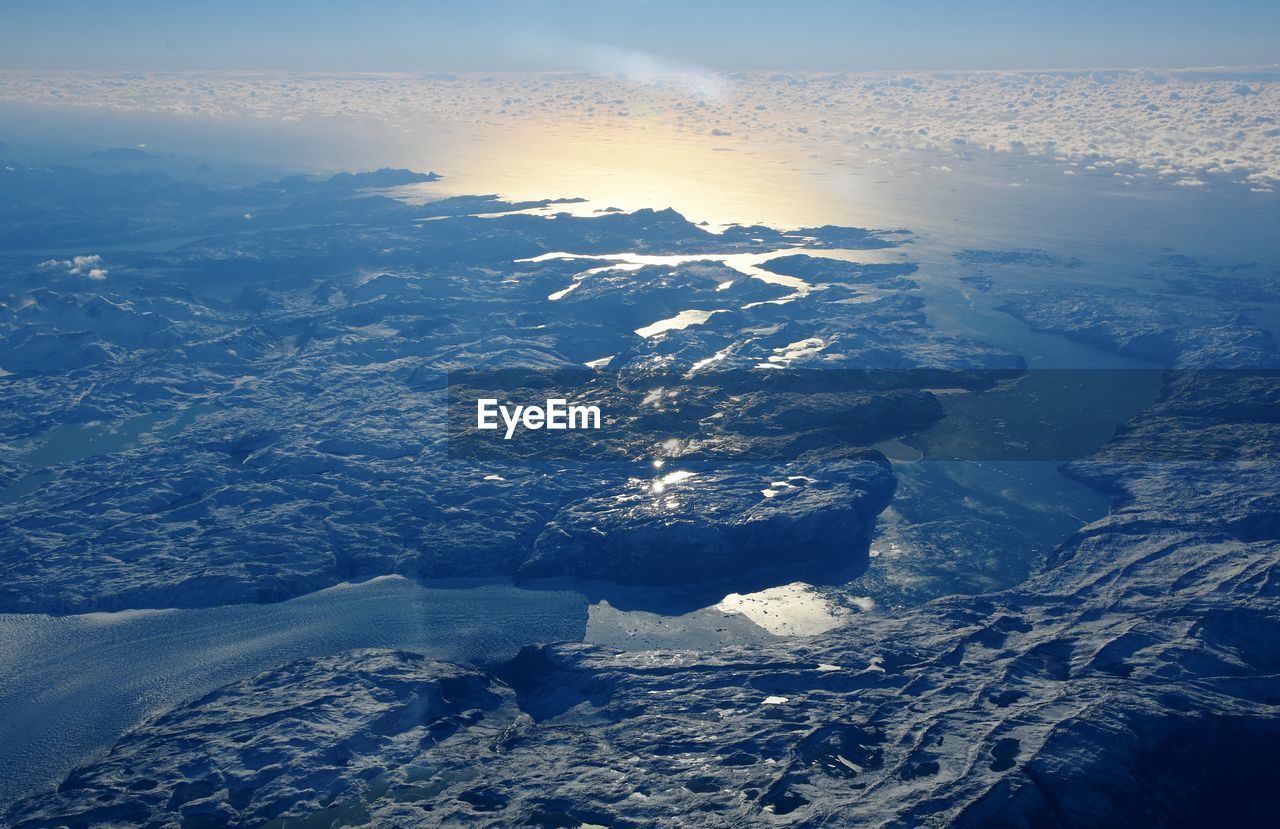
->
2;68;1277;188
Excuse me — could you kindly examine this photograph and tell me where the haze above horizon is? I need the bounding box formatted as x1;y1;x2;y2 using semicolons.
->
3;0;1278;73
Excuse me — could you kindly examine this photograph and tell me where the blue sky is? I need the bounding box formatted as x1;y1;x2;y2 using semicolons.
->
3;0;1278;72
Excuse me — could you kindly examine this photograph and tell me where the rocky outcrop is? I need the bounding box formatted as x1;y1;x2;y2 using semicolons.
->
522;451;895;583
7;650;509;829
998;289;1276;367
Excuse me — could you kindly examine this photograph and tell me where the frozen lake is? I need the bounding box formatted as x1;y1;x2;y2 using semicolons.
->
0;576;587;809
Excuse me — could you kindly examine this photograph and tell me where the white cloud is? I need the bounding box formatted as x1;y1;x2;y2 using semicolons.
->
508;32;728;101
2;68;1277;186
40;254;107;279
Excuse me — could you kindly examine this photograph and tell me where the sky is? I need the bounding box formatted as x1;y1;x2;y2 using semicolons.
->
2;0;1278;73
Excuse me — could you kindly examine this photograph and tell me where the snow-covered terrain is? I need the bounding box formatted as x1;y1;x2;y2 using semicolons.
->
8;365;1280;826
1;161;1017;615
2;130;1279;826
